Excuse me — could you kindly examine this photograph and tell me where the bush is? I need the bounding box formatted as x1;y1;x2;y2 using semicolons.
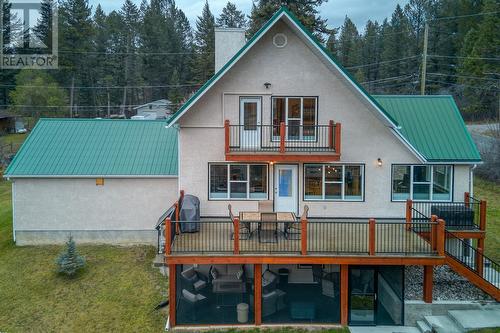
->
56;236;85;277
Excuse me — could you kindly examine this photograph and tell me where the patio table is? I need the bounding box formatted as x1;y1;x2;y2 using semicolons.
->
239;212;296;242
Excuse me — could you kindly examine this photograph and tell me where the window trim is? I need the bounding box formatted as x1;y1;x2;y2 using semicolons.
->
391;164;454;202
271;96;319;142
303;163;365;202
208;163;269;201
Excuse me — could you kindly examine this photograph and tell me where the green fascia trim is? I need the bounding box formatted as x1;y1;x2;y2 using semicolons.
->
167;6;400;128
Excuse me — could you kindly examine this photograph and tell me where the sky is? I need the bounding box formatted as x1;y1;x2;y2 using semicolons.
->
89;0;410;31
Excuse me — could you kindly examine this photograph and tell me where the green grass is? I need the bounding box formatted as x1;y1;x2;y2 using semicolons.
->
474;177;500;263
0;133;27;146
0;180;169;332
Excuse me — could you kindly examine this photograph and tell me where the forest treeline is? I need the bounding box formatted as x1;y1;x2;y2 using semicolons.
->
1;0;498;121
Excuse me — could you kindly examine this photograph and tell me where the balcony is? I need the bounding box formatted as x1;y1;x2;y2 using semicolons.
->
224;120;341;162
162;217;443;260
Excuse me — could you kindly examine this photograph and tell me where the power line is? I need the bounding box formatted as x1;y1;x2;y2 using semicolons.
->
345;55;419;70
427;73;500;82
0;83;204;89
426;79;499;91
360;74;417;85
429;55;500;61
57;50;211;56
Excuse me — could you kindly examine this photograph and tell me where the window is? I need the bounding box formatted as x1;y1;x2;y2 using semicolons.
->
209;164;268;200
304;164;364;201
391;165;452;201
272;97;317;140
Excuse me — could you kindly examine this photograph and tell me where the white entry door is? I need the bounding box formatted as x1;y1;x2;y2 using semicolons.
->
239;97;261;149
274;164;298;214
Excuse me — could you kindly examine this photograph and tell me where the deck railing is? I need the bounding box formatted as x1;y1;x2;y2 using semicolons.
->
163;218;441;257
445;230;500;288
225;120;341;153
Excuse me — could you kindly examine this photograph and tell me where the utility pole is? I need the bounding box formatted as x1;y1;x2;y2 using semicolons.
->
69;76;75;118
421;23;429;95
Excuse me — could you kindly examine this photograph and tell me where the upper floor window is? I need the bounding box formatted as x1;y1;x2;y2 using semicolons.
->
392;165;453;201
304;164;364;201
272;97;317;139
209;163;268;200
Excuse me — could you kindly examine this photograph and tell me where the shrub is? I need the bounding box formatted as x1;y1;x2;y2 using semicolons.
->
56;236;85;277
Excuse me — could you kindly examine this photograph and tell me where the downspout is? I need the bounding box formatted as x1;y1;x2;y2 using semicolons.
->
469;164;477;197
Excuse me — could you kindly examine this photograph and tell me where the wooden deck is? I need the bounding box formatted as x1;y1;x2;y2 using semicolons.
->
170;220;435;256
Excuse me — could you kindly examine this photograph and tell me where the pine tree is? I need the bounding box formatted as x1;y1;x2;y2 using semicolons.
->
33;0;53;50
360;20;381;91
217;2;247;28
56;236;86;277
193;1;215;82
247;0;331;41
337;17;361;69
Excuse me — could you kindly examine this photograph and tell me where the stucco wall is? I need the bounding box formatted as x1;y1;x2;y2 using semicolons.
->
12;177;178;245
177;20;473;218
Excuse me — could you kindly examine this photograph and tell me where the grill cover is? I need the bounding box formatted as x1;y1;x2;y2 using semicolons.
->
180;195;200;232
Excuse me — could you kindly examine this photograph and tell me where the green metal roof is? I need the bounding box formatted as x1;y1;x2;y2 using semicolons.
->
374;95;481;162
4;119;178;177
167;6;399;128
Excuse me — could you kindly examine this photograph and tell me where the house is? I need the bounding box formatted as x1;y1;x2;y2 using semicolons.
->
4;7;498;329
133;99;172;119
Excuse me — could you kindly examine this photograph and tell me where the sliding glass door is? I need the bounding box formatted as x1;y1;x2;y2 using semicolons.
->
349;267;376;325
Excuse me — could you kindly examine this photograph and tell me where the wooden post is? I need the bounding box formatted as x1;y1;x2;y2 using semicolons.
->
254;264;262;325
334;122;342;154
431;215;438;251
340;264;349;326
224;120;230;154
437;219;445;256
328;120;334;149
174;202;180;235
233;217;240;255
479;200;487;231
405;199;413;231
301;215;308;255
369;218;376;255
165;217;172;256
464;192;470;208
168;264;176;327
476;246;484;276
423;265;433;303
280;121;285;153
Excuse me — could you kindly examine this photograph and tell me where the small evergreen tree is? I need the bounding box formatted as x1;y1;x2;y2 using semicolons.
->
217;2;247;28
56;236;85;277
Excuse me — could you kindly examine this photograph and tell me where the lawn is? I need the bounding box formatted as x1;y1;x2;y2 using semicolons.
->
474;177;500;263
0;180;169;332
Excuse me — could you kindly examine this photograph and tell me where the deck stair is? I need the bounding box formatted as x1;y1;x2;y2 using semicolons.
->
409;198;500;301
444;232;500;301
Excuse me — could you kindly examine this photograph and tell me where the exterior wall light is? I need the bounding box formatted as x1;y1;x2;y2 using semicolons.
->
377;158;383;167
264;82;271;89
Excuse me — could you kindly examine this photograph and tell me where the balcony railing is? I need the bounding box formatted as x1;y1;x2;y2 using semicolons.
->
162;218;440;257
225;120;341;154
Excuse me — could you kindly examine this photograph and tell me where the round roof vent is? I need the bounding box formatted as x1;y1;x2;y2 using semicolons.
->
273;33;287;48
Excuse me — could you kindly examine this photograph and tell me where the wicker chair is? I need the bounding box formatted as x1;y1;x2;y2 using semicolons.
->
258;200;274;213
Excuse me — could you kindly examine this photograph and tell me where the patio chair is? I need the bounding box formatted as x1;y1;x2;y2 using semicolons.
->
284;205;308;240
179;289;209;321
259;212;278;243
228;204;251;240
180;266;208;293
258;200;274;213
